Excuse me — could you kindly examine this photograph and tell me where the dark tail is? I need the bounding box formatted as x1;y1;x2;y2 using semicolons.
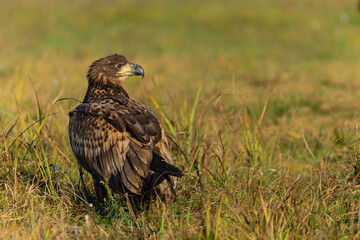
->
150;156;183;177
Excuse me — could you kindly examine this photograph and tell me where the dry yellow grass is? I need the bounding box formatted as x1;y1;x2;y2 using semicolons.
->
1;0;360;238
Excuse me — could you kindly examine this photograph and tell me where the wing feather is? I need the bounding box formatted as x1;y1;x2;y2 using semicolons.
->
69;96;181;195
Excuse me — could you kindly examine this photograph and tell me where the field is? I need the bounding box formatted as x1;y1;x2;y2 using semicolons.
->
1;0;360;239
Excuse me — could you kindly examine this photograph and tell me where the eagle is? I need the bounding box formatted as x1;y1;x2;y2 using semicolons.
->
68;54;183;203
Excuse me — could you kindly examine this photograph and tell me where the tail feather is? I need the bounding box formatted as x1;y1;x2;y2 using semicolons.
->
150;157;183;177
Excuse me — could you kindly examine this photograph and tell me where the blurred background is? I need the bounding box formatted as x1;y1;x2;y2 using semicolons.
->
1;1;359;102
1;0;360;237
1;0;360;124
1;0;360;170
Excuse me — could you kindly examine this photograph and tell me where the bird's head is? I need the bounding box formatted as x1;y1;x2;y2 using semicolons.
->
87;54;144;87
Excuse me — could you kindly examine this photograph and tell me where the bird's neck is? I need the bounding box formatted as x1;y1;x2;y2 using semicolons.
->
83;83;129;102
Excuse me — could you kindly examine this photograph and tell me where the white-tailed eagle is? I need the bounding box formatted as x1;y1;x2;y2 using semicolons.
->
68;54;183;203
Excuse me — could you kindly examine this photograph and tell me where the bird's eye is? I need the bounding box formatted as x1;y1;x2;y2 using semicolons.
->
116;64;122;69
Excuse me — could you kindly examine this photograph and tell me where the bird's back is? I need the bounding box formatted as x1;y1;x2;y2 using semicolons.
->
69;94;182;202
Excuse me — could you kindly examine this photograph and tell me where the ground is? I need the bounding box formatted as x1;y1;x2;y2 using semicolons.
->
1;0;360;239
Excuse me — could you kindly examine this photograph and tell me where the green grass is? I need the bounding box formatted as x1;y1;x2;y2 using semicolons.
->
1;0;360;238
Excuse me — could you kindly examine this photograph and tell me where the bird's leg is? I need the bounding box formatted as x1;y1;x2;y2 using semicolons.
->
78;166;90;199
155;176;177;204
125;193;138;229
93;178;108;203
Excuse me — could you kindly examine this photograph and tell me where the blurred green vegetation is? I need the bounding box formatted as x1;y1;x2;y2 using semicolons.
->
1;0;360;238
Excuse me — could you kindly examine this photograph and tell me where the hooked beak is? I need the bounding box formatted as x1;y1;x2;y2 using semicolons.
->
131;63;145;79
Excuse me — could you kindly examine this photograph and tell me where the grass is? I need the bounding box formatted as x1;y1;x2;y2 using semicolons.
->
1;0;360;238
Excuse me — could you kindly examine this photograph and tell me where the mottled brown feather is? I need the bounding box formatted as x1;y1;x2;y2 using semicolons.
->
68;54;182;202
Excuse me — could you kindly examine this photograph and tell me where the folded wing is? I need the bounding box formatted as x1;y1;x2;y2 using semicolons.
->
68;97;181;195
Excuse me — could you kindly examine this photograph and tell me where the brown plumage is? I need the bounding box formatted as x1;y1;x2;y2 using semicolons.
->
68;54;183;203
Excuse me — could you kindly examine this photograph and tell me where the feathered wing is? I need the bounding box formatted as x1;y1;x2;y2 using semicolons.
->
69;97;182;197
